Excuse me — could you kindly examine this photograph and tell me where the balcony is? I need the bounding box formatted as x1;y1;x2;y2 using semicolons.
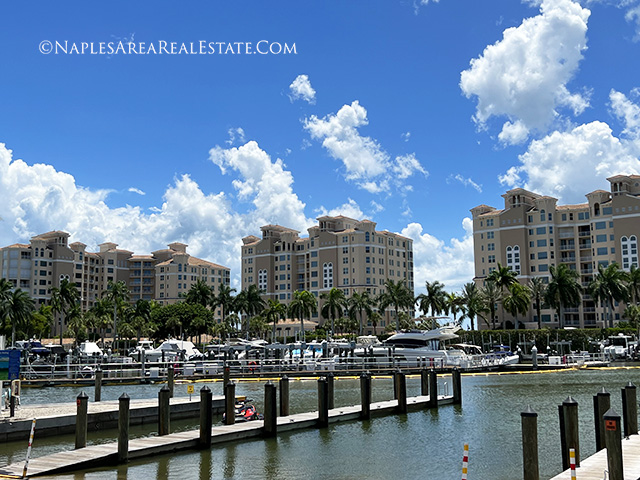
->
560;257;576;263
559;232;575;238
578;231;590;237
581;268;593;274
579;242;591;249
559;245;576;251
583;307;596;313
580;256;592;262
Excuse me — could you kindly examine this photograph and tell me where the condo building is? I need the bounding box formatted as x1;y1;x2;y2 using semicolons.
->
471;175;640;329
241;216;414;334
0;231;230;334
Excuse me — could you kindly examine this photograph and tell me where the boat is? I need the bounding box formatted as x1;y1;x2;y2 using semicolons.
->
129;339;203;362
604;333;635;360
78;341;104;361
354;324;471;368
484;345;519;366
222;400;264;423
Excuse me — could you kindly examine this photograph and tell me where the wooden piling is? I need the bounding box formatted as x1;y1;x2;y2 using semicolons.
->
118;393;130;463
420;368;429;397
75;391;89;449
224;382;236;425
521;405;539;480
622;382;638;437
428;369;438;408
263;381;277;437
223;365;230;387
395;371;407;414
559;396;580;469
279;375;290;417
452;368;462;405
603;408;623;480
593;387;610;451
167;365;174;399
360;373;371;420
199;386;212;449
326;372;335;410
317;377;329;428
94;368;103;402
158;385;170;436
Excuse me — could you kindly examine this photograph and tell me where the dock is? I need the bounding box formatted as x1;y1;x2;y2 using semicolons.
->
0;393;452;478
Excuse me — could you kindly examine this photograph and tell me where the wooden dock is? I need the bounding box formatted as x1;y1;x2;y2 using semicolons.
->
549;434;640;480
0;394;452;478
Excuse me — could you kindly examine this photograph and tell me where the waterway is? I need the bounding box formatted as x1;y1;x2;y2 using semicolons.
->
4;367;640;479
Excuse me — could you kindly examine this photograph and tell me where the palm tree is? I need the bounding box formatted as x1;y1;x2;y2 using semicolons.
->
264;299;287;343
103;280;130;345
86;297;113;344
444;292;464;325
65;304;87;345
127;299;153;341
50;278;80;344
588;263;630;328
378;280;414;332
628;265;640;305
348;290;374;336
479;280;501;329
545;264;582;329
234;285;266;338
185;279;214;307
416;281;446;317
31;304;54;339
211;284;236;326
459;282;482;331
488;263;518;328
369;311;382;334
288;290;317;342
4;288;35;346
528;277;547;330
503;283;531;330
320;287;347;337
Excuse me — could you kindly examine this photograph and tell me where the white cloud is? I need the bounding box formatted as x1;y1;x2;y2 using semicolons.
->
449;174;483;193
499;121;640;203
610;88;640;138
0;141;315;289
225;127;246;146
128;187;145;196
370;200;385;214
289;74;316;104
402;218;474;295
460;0;590;144
401;131;411;142
314;198;364;219
304;101;427;192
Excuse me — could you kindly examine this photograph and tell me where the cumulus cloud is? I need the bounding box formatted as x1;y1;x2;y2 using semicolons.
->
499;121;640;203
304;101;427;192
402;218;474;295
0;141;315;289
128;187;145;195
289;74;316;104
313;198;364;219
610;88;640;138
460;0;590;144
449;174;483;193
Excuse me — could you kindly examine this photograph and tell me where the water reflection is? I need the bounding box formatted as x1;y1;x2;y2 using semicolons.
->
198;450;212;480
262;437;280;480
222;442;236;478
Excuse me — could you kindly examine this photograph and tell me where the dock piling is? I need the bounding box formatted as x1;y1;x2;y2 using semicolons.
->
118;393;130;463
521;405;539;480
559;396;580;470
593;387;610;451
263;381;277;437
326;372;335;410
622;382;638;437
428;369;438;408
158;385;170;435
317;377;329;428
224;382;236;425
360;373;371;420
223;365;230;387
75;391;88;449
167;365;174;398
452;368;462;405
420;368;429;397
94;368;103;402
199;386;212;449
279;375;290;417
395;371;407;414
603;408;623;480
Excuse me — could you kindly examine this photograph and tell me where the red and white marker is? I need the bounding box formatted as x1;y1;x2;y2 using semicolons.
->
462;443;469;480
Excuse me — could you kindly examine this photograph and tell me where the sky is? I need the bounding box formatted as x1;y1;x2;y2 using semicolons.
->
2;0;640;300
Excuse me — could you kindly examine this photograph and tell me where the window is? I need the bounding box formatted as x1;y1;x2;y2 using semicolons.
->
258;269;268;291
506;245;520;274
596;234;607;243
488;255;495;263
540;209;545;221
595;221;606;230
323;262;333;289
487;243;495;251
621;236;638;270
538;264;549;272
486;219;494;227
537;239;547;247
487;231;494;239
343;247;348;254
538;252;547;259
536;227;546;235
365;232;370;242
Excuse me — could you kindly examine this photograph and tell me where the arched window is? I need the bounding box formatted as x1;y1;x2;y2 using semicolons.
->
621;235;638;271
323;262;333;289
506;245;521;275
594;203;600;216
540;209;545;222
365;232;370;242
258;269;268;291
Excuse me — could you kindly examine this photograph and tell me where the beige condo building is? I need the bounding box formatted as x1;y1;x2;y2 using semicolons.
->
471;175;640;329
241;216;414;334
0;231;230;336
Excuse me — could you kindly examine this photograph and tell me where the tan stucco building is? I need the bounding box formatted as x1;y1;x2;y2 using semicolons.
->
471;175;640;329
241;216;414;334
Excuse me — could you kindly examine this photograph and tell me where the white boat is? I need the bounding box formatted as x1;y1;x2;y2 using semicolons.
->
78;341;103;361
354;325;471;367
484;345;520;366
130;339;202;362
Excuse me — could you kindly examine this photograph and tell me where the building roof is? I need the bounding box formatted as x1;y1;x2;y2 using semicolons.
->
3;243;30;249
260;224;299;233
31;230;70;239
556;203;589;211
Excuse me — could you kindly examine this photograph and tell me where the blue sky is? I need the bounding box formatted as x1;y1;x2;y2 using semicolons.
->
2;0;640;298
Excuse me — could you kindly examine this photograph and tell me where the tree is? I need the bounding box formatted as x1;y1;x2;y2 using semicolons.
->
31;304;53;339
588;262;630;328
378;280;414;332
3;288;35;346
50;278;80;344
249;315;269;339
348;290;374;336
103;280;130;344
151;303;213;340
528;277;547;330
234;284;266;338
488;263;517;328
64;304;87;345
503;283;531;330
185;279;214;307
459;282;482;331
369;311;382;334
0;278;12;318
288;290;317;341
126;299;153;341
211;284;236;326
86;297;113;344
264;299;287;343
479;281;501;329
320;287;347;337
545;264;582;329
628;265;640;305
416;281;446;317
444;292;464;325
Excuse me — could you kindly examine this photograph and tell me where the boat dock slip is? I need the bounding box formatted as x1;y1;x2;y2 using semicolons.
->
0;394;452;478
0;395;237;442
549;434;640;480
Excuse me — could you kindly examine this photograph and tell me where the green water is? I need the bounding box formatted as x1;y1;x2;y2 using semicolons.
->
5;368;640;479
